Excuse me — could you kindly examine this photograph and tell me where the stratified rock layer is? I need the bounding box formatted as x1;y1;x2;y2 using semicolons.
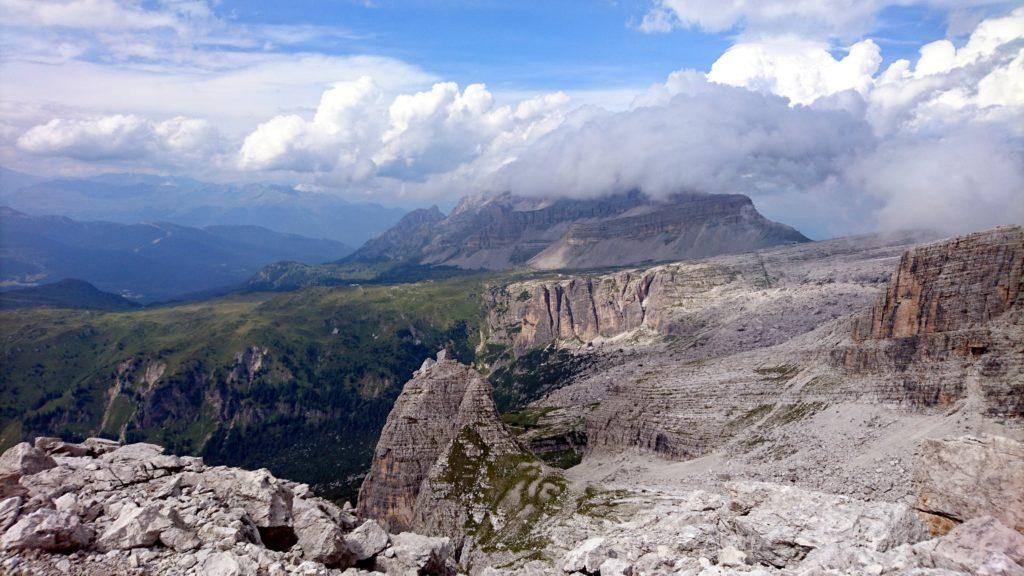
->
840;226;1024;416
357;351;515;533
346;191;808;271
359;351;560;564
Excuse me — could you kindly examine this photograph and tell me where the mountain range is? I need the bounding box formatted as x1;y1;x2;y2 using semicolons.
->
0;167;406;247
346;190;809;270
0;207;354;302
246;190;810;291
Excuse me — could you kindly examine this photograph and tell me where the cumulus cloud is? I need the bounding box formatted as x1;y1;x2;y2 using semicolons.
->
237;78;570;184
707;39;882;105
17;114;223;165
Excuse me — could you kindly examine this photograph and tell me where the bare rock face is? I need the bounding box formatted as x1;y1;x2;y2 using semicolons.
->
721;481;928;568
358;350;540;545
0;442;56;498
914;435;1024;535
1;509;93;552
841;226;1024;416
356;350;484;532
852;226;1023;341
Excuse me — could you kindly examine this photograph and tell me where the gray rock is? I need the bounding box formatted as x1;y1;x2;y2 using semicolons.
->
97;503;183;551
717;546;747;567
203;550;257;576
1;509;93;552
913;516;1024;575
914;435;1024;535
0;496;21;531
723;481;928;568
374;532;455;576
82;438;121;456
0;443;57;477
562;537;606;573
293;498;353;568
599;558;633;576
33;438;88;457
346;520;389;561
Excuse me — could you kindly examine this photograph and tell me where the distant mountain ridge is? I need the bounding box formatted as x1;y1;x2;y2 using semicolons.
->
0;167;406;247
0;279;141;311
344;190;809;270
0;207;354;301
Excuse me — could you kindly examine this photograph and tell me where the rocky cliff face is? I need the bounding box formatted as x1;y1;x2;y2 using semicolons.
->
357;351;564;566
484;231;928;359
356;351;482;533
839;226;1024;417
347;191;808;272
344;206;446;264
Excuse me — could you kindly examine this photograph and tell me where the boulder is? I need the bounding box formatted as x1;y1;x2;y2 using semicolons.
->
913;516;1024;575
202;550;257;576
293;498;353;567
723;481;927;568
346;519;389;561
97;504;183;551
717;546;747;567
33;437;88;457
0;496;21;531
199;468;293;529
375;532;456;576
562;537;607;573
1;509;93;552
914;435;1024;535
599;558;633;576
101;443;164;463
82;437;121;456
0;443;56;480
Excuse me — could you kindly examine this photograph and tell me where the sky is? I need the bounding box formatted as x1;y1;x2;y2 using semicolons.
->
0;0;1022;238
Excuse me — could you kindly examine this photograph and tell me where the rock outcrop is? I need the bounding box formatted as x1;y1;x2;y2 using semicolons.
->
358;351;564;565
356;351;487;533
345;191;808;271
0;438;458;575
913;434;1024;535
840;225;1024;416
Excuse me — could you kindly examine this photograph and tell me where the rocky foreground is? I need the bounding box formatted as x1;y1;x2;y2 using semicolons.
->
2;431;1022;575
0;437;458;575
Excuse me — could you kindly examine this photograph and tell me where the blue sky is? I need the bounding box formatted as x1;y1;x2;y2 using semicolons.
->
213;0;953;95
216;1;731;94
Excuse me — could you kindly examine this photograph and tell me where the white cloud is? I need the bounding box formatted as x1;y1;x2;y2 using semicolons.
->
17;114;223;165
0;0;188;31
707;38;882;105
236;79;570;184
640;0;1013;39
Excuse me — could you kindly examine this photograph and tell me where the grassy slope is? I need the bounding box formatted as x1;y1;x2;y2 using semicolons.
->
0;276;485;501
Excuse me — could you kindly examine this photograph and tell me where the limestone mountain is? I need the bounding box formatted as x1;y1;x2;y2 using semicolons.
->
344;191;809;271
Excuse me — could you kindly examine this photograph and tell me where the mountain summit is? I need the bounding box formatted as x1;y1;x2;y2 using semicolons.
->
345;191;808;270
